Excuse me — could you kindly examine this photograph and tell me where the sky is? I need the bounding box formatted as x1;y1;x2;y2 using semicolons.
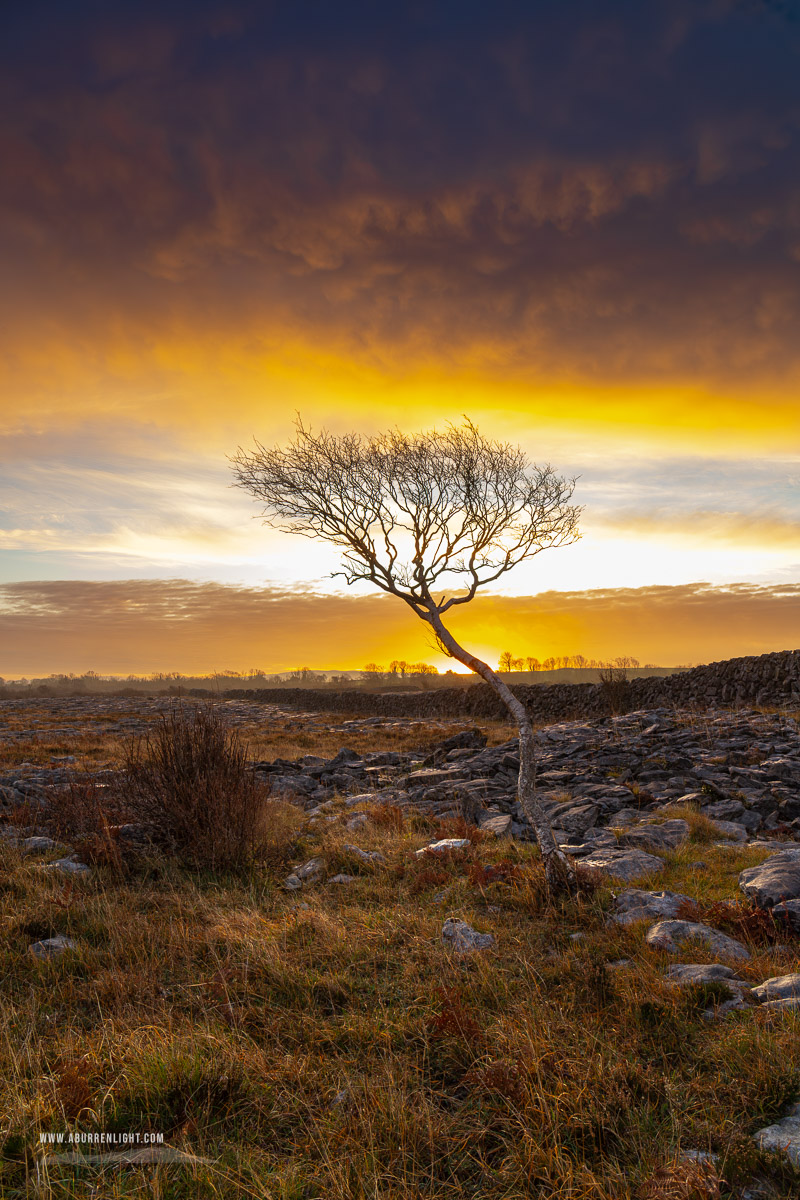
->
1;0;799;675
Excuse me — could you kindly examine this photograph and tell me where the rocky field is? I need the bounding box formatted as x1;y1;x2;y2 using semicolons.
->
3;694;800;1198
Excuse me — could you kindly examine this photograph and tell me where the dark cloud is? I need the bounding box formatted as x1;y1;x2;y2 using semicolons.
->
0;578;797;675
3;0;800;387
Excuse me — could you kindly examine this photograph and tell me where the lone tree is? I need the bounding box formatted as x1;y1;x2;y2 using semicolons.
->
231;418;582;893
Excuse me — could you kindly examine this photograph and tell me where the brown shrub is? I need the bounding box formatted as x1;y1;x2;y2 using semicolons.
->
367;802;405;832
461;1058;523;1103
122;704;296;872
427;987;485;1044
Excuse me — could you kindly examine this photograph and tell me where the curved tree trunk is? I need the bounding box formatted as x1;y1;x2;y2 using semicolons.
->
423;604;576;896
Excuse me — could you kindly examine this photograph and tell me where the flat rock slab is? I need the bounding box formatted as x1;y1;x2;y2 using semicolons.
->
343;844;386;865
620;819;690;851
752;974;800;1003
646;919;750;961
43;857;90;876
580;847;664;882
479;814;513;838
441;918;495;954
28;935;77;960
739;849;800;908
667;963;745;985
21;836;62;855
754;1101;800;1166
416;838;471;857
284;857;324;890
610;888;694;925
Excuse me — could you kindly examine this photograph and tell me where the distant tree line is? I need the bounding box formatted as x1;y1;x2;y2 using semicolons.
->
496;652;658;672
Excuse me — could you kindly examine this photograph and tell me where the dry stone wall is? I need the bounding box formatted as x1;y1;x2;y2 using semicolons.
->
227;649;800;722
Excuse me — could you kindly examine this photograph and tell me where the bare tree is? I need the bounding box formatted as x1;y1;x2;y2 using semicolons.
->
231;418;581;893
498;650;515;672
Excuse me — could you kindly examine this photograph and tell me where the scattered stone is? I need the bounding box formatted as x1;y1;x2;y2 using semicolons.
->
478;813;512;838
739;849;800;908
43;856;90;876
328;874;356;885
610;888;694;925
751;974;800;1004
284;858;324;890
28;935;78;960
416;838;471;857
619;819;690;851
345;813;368;832
20;836;61;855
666;963;743;984
441;918;496;954
580;847;664;882
754;1101;800;1167
645;920;750;961
343;844;386;865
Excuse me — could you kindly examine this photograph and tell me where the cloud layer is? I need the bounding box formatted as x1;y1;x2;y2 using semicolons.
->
0;578;797;676
2;0;800;443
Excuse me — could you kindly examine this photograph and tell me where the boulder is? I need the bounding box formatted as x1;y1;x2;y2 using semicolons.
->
441;918;495;954
739;849;800;908
609;888;694;925
43;857;90;876
416;838;471;857
580;847;664;882
478;814;513;838
754;1101;800;1166
751;974;800;1004
343;844;385;865
666;963;744;984
645;920;750;961
620;819;690;851
28;935;77;961
547;801;598;838
440;729;488;752
284;857;324;890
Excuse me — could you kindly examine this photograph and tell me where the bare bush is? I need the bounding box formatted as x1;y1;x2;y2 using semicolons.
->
122;704;296;871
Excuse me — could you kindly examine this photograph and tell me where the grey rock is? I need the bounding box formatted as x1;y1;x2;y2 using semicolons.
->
441;918;496;954
751;974;800;1003
43;856;90;876
610;888;693;925
580;847;664;882
645;919;750;961
416;838;471;857
345;813;368;832
28;935;78;960
666;963;744;984
343;844;385;865
328;874;356;884
708;819;748;842
759;997;800;1012
739;849;800;908
284;857;324;890
20;836;61;855
620;819;690;851
547;801;598;838
478;813;512;838
754;1101;800;1166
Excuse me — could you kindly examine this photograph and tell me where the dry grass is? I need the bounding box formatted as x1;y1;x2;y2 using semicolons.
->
2;718;800;1197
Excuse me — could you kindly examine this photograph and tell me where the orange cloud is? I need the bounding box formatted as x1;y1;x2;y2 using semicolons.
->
0;579;797;677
